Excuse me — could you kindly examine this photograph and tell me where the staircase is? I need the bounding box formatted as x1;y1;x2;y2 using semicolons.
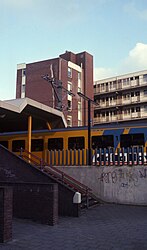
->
19;148;101;209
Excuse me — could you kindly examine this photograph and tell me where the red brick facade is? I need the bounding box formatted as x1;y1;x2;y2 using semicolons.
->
0;187;13;243
16;51;93;126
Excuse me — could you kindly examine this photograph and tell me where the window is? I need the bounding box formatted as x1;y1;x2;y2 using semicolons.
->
124;109;127;115
68;82;72;91
12;140;25;152
143;74;147;81
121;134;131;148
120;134;144;148
67;115;72;127
144;90;147;95
126;93;130;99
101;83;105;90
78;72;81;80
95;97;100;104
136;107;140;112
22;69;26;77
135;91;140;96
123;78;129;86
78;86;81;92
21;84;26;98
78;72;81;91
68;67;72;78
48;138;63;150
92;135;114;149
68;137;85;150
78;101;81;111
67;100;72;111
78;120;82;126
94;111;100;117
78;102;82;123
110;82;113;89
0;141;8;148
22;85;25;92
135;76;139;80
31;139;44;152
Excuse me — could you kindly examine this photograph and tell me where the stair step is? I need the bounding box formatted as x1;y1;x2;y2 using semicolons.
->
81;195;100;210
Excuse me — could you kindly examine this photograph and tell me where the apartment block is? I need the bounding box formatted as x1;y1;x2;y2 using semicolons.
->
16;51;93;127
94;70;147;125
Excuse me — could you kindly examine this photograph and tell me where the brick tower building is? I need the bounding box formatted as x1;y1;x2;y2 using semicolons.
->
16;51;93;127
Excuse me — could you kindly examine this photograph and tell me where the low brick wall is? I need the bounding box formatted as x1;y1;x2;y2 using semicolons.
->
0;187;13;243
12;183;58;226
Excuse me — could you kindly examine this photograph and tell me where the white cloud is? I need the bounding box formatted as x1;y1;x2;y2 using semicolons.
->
94;43;147;80
123;43;147;70
94;67;117;80
124;2;147;21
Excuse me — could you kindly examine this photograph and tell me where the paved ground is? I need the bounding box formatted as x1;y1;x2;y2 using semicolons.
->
0;204;147;250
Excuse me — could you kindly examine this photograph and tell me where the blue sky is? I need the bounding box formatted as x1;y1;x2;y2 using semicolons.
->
1;0;147;100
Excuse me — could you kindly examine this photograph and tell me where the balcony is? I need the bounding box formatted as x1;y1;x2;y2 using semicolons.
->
94;79;147;96
93;111;144;125
116;99;122;106
131;96;140;103
131;112;141;119
131;79;139;87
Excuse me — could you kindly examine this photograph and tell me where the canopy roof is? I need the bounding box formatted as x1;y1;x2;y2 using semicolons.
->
0;98;67;132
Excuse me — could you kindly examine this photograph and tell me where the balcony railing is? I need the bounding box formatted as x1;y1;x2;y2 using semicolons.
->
95;96;142;110
93;111;143;124
94;79;147;95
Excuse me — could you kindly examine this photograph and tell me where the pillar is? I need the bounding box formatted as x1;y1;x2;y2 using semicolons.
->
0;187;13;243
28;115;32;153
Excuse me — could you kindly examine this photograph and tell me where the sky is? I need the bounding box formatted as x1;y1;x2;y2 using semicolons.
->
1;0;147;100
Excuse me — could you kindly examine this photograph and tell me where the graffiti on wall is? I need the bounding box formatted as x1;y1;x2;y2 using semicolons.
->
0;167;16;179
98;168;147;188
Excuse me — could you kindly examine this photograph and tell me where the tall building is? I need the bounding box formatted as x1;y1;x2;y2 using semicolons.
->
94;70;147;125
16;51;93;127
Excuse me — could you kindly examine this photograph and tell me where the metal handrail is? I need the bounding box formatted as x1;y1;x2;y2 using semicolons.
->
19;148;91;194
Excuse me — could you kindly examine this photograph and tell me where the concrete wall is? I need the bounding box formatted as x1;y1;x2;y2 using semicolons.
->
57;166;147;205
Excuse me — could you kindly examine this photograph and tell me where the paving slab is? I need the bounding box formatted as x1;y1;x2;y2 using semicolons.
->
0;204;147;250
